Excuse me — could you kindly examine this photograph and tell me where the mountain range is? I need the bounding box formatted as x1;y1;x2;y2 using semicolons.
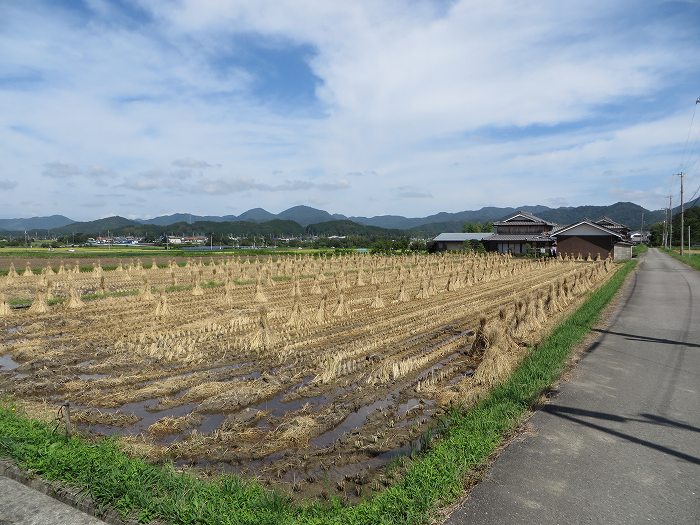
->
0;202;681;236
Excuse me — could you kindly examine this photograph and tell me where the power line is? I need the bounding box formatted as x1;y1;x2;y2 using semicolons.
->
680;98;700;172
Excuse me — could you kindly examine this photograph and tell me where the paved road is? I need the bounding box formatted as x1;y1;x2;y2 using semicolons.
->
447;249;700;524
0;475;106;525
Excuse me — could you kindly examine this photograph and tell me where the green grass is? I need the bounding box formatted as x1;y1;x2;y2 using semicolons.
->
632;244;648;257
662;248;700;271
82;290;139;301
0;247;333;260
0;260;636;524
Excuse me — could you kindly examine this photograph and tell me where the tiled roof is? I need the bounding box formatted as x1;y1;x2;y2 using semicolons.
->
550;220;624;239
595;216;627;228
493;210;556;226
492;221;553;226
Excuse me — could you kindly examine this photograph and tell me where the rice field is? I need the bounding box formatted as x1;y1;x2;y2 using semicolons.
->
0;252;616;499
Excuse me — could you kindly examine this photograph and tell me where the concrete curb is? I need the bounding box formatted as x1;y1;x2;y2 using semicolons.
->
0;460;147;525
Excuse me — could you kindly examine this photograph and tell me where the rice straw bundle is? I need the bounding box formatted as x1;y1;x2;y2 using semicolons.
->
316;294;328;324
370;286;385;309
66;285;84;309
249;308;276;351
397;281;410;302
0;294;11;316
28;289;48;314
140;279;155;301
253;277;267;303
333;293;350;317
154;292;170;317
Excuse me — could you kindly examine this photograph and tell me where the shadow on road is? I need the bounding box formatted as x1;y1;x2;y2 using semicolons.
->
591;328;700;349
541;404;700;465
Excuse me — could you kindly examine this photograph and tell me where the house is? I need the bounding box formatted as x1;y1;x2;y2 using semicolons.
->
550;220;625;260
483;211;556;255
433;233;492;251
594;216;631;239
183;236;208;244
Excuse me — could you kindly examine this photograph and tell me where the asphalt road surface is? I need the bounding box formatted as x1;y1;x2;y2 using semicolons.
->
447;249;700;524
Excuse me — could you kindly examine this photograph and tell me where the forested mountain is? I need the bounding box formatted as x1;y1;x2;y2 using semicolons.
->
2;201;684;236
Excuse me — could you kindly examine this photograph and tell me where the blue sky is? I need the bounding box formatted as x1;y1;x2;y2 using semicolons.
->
1;0;699;220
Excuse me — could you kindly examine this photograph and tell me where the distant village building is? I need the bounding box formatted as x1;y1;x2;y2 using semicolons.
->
166;235;207;245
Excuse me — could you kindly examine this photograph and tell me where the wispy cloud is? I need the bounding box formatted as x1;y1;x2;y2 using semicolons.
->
193;177;350;195
42;162;115;180
172;158;221;169
395;187;433;199
0;179;18;190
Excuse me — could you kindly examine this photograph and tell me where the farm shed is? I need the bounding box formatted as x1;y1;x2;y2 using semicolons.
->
433;233;491;251
613;242;633;261
551;220;624;260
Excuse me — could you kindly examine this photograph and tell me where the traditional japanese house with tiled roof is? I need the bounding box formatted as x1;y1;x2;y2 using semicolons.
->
550;220;628;260
483;211;556;255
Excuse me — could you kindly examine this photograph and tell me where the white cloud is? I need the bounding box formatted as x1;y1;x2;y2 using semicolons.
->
172;158;221;169
193;176;350;195
0;0;698;219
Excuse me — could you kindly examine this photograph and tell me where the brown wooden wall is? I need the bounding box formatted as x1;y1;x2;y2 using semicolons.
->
557;235;616;259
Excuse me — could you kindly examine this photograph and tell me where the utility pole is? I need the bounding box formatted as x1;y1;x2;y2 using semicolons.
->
669;195;673;249
662;202;668;248
640;212;644;244
680;172;684;256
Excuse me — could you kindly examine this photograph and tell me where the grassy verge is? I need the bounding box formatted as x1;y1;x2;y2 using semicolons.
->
632;244;648;257
662;248;700;271
0;260;636;524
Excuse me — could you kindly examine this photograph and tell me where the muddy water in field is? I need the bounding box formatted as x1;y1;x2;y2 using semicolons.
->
311;397;395;448
0;354;20;370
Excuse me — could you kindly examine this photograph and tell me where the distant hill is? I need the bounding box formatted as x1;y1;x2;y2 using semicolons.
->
350;206;552;230
535;202;664;229
236;208;277;222
137;213;238;226
304;220;403;237
1;201;678;238
277;205;345;226
41;218;305;238
0;215;75;231
355;202;664;231
153;219;305;237
58;216;138;234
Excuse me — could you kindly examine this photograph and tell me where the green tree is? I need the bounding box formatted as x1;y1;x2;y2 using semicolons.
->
649;222;664;246
462;221;493;233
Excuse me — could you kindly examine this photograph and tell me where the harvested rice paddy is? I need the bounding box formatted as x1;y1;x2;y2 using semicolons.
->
0;252;616;499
